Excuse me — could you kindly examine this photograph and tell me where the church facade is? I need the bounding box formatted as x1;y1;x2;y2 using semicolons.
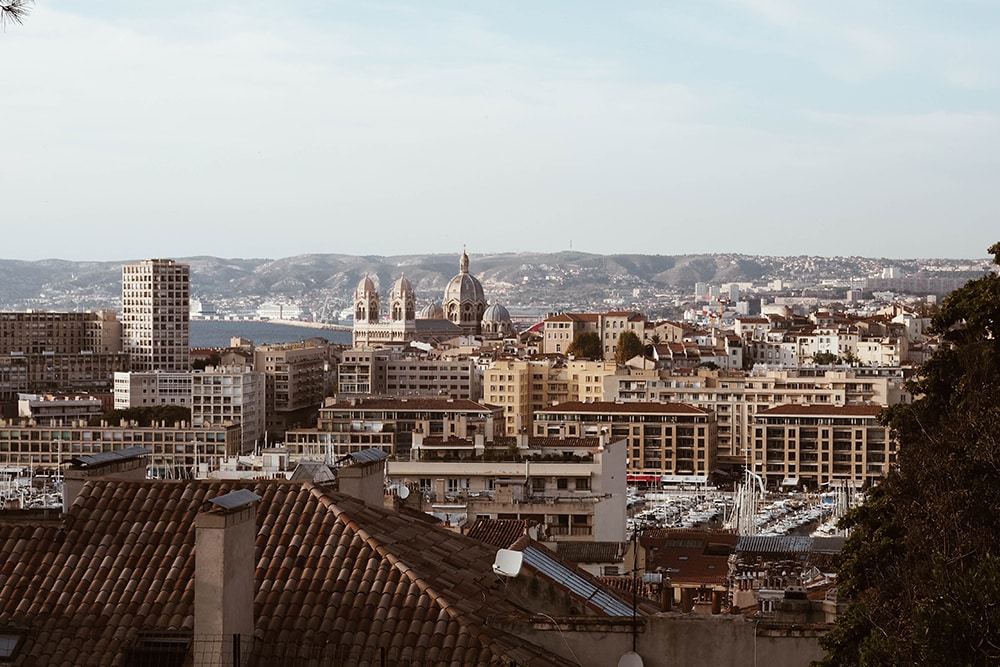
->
352;251;513;348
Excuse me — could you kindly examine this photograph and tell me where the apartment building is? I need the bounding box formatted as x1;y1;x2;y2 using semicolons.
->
284;396;503;461
483;358;618;435
0;310;121;355
253;341;328;437
0;419;240;478
0;310;128;400
17;393;104;425
388;432;628;542
535;400;717;481
190;366;266;453
541;310;647;361
336;348;481;400
114;371;192;409
121;259;190;372
604;366;908;469
751;404;894;490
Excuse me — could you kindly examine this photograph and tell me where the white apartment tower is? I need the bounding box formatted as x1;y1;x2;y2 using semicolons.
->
122;259;191;372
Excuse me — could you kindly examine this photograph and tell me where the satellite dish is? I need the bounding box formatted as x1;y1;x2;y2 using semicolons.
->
492;549;523;578
398;485;410;500
617;652;644;667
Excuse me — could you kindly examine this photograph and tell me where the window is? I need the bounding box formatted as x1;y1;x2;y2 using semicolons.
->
0;633;23;661
557;478;569;490
575;478;590;491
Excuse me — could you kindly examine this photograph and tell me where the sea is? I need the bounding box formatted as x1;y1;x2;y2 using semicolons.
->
190;320;352;349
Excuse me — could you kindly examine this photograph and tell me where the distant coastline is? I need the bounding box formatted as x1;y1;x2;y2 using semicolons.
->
190;319;353;349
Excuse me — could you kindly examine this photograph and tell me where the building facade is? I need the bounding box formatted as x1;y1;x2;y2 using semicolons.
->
388;432;628;542
114;371;192;409
284;396;503;461
253;341;328;437
121;259;190;372
751;404;894;489
536;401;717;481
0;419;240;478
191;366;266;454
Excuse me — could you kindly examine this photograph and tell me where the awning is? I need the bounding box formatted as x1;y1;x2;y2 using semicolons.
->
627;474;660;483
660;474;709;485
781;477;800;486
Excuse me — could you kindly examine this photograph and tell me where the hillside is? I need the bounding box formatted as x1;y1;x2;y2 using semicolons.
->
0;252;989;318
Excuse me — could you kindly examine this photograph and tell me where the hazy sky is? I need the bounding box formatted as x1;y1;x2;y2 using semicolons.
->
3;1;998;261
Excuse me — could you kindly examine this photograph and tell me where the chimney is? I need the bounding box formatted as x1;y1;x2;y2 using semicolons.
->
195;489;260;667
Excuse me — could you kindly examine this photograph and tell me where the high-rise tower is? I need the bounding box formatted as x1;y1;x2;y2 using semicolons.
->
121;259;190;372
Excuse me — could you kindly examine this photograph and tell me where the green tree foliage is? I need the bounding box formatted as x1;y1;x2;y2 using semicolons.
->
1;0;31;29
817;242;1000;667
566;331;603;360
812;351;840;365
615;330;645;365
89;405;192;428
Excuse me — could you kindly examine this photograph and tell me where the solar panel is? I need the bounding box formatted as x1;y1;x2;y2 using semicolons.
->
69;446;151;468
208;489;261;511
523;546;633;616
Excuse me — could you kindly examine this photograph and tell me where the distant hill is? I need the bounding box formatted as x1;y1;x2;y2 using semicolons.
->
0;252;989;317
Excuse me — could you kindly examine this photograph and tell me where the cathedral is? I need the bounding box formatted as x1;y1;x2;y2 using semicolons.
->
352;250;513;348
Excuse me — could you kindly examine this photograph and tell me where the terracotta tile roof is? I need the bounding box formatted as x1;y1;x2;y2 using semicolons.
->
641;530;735;587
555;541;626;565
325;397;495;412
539;401;710;415
465;519;530;548
0;479;618;666
756;404;884;417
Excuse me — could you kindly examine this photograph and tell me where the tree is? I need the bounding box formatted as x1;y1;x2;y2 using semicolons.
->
817;242;1000;666
615;330;645;365
566;331;602;360
812;351;839;365
1;0;31;29
89;405;192;428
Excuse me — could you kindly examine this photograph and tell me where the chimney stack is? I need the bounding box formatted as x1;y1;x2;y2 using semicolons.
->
195;489;260;667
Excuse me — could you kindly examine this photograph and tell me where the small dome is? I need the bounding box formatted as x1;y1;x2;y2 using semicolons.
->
482;303;511;323
355;275;378;297
390;275;414;300
418;303;446;319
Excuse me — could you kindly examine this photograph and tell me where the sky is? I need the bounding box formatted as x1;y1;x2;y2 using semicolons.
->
2;0;999;261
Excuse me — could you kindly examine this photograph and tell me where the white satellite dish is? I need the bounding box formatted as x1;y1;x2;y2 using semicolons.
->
492;549;523;578
617;652;644;667
398;485;410;500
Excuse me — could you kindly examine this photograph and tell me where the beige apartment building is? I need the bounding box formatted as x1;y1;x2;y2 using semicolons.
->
751;404;894;489
388;431;628;542
483;358;618;436
0;310;122;355
336;348;481;400
604;366;908;471
542;310;647;361
121;259;190;372
284;396;503;461
0;419;241;478
0;310;128;400
535;400;717;482
253;341;328;437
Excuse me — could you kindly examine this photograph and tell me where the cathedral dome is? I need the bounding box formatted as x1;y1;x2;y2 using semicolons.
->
443;250;487;336
418;303;446;319
389;275;416;323
443;253;485;305
482;303;511;323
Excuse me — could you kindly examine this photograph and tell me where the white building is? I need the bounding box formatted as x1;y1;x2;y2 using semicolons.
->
114;371;192;409
191;366;266;454
121;259;190;372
